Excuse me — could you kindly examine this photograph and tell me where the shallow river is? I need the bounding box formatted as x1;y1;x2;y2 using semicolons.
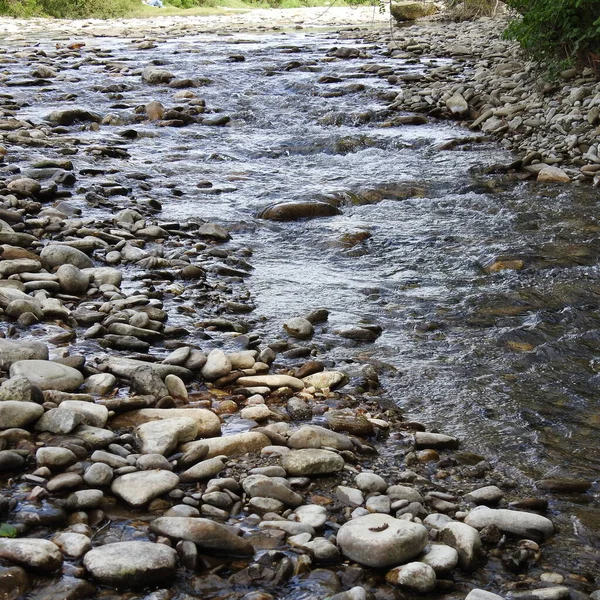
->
7;21;599;581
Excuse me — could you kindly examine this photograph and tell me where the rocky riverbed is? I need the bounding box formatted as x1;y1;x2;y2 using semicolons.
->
0;7;598;600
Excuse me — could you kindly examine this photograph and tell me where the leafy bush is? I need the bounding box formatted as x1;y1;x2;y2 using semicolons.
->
0;0;137;17
504;0;600;75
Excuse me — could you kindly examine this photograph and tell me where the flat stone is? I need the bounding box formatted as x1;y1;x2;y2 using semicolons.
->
179;431;270;458
287;425;353;450
355;473;387;494
283;317;314;339
135;417;198;456
537;166;570;183
52;533;91;559
465;485;504;505
83;541;177;589
242;474;303;507
150;517;253;556
10;361;83;392
337;514;428;568
111;470;180;507
0;539;62;573
110;408;220;438
292;504;328;529
282;449;345;476
464;506;554;542
0;401;44;429
36;447;77;470
57;401;108;427
236;374;305;391
336;486;364;507
302;371;349;391
179;456;226;482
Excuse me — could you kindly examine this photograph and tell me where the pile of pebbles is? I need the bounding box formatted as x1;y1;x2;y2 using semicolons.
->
0;12;596;600
349;16;600;185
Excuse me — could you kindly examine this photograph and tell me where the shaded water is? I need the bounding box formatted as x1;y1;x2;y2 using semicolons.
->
8;23;600;572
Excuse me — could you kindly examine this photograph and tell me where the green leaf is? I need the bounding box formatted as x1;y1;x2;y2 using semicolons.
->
0;523;17;538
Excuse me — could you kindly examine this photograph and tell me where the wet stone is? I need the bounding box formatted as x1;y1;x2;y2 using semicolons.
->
83;541;177;589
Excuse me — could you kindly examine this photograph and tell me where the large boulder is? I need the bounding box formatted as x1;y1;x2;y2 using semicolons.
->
390;1;438;22
40;245;93;269
337;514;428;568
83;541;177;588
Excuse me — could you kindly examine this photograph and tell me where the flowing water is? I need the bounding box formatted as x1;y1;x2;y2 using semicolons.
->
6;21;600;585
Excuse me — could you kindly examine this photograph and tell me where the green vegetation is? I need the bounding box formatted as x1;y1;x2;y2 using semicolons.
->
0;0;371;18
504;0;600;76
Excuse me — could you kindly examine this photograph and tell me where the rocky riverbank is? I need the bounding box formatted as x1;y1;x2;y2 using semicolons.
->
351;15;600;185
0;8;598;600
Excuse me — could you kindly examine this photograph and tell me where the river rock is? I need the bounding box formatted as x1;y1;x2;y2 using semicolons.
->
288;425;353;450
84;373;117;396
236;374;305;391
40;245;93;269
283;317;314;339
537;166;570;183
0;339;48;368
282;448;345;476
52;533;91;559
415;432;459;449
46;108;102;125
0;539;62;573
336;514;428;568
419;544;459;573
439;521;481;571
293;504;328;529
34;407;83;434
390;0;437;21
179;431;270;458
464;506;554;541
446;92;469;117
36;446;77;470
142;66;175;84
465;485;504;505
385;562;436;592
110;408;221;438
242;474;303;507
465;590;506;600
83;541;177;588
58;400;108;427
0;400;44;429
56;264;90;295
200;349;232;381
150;517;254;556
257;201;341;221
111;470;180;507
7;178;41;197
9;360;83;392
0;450;25;471
135;417;198;455
0;375;32;401
355;472;387;494
84;462;114;486
179;456;226;482
325;409;373;437
302;371;349;391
